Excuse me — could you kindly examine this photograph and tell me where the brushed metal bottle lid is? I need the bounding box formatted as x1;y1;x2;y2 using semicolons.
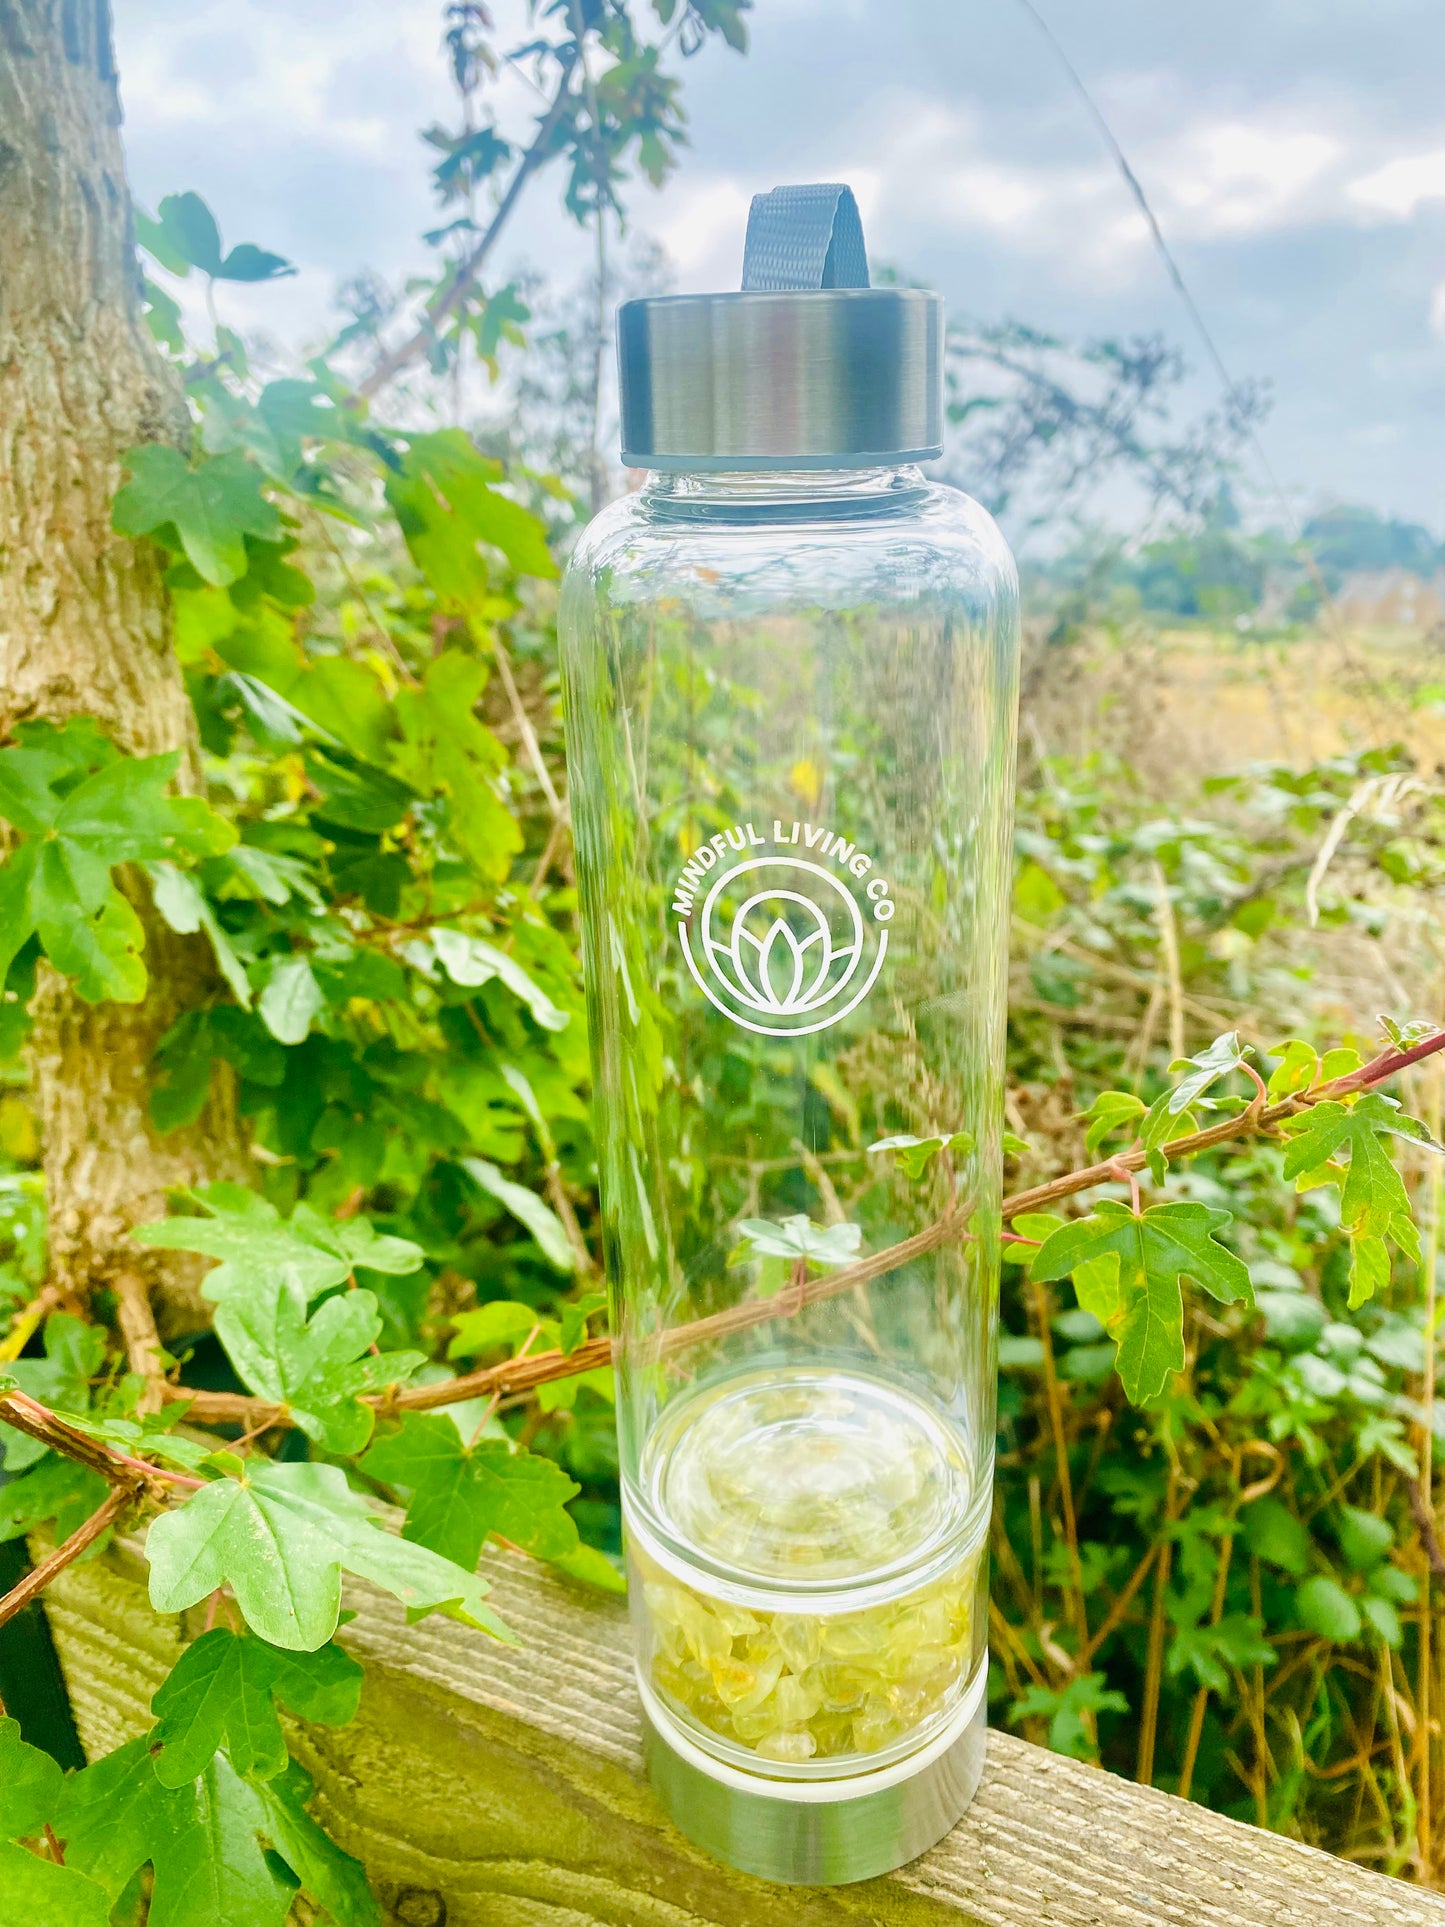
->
617;185;944;471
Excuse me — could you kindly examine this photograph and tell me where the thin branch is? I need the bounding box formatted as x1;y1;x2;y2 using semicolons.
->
0;1485;137;1633
358;52;578;400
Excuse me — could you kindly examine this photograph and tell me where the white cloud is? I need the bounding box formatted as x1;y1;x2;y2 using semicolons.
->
1431;281;1445;338
1349;150;1445;218
1150;123;1343;236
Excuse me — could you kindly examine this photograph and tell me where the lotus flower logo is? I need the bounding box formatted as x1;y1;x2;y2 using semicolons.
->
678;856;888;1037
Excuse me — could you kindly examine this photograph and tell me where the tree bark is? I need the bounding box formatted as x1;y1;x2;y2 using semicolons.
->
0;0;246;1321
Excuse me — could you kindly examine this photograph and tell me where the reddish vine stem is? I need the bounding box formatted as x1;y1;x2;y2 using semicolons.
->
156;1029;1445;1435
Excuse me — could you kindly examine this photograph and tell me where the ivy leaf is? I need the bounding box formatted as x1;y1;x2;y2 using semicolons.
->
1082;1091;1146;1160
729;1214;863;1270
463;1158;574;1271
1166;1031;1250;1115
59;1737;369;1927
145;1458;514;1650
151;1629;362;1787
135;1187;423;1311
113;446;282;586
215;1280;424;1452
363;1412;582;1567
867;1131;973;1180
429;926;569;1031
1031;1200;1252;1404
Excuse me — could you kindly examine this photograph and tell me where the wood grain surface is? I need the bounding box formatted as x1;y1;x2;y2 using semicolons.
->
40;1534;1445;1927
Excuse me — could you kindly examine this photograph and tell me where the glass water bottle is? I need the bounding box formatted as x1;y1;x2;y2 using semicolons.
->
559;184;1020;1885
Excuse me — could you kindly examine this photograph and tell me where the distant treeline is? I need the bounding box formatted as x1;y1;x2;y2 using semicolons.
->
1036;497;1445;625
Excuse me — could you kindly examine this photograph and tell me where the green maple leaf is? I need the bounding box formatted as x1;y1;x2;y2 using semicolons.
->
59;1738;376;1927
386;429;556;602
1031;1200;1252;1404
135;1185;423;1311
0;1721;112;1927
113;445;283;586
429;926;569;1031
145;1458;514;1651
249;1760;379;1926
362;1412;581;1568
0;1840;112;1927
867;1130;974;1180
730;1214;863;1270
60;1410;218;1474
215;1280;424;1452
462;1158;575;1271
151;1628;362;1787
1082;1091;1147;1160
0;731;234;1003
0;1312;105;1470
0;1714;63;1838
1281;1093;1433;1235
1165;1031;1252;1115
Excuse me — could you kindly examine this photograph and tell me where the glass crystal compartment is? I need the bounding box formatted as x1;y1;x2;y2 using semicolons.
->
630;1365;986;1775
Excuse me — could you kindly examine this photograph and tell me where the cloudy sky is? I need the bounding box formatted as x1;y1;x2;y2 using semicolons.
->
114;0;1444;530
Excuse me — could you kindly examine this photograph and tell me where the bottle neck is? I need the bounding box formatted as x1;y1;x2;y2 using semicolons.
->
637;464;929;526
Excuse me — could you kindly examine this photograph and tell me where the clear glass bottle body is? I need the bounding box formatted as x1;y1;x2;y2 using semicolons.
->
559;466;1019;1782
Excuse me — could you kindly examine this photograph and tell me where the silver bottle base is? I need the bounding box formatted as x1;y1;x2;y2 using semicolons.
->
638;1662;987;1885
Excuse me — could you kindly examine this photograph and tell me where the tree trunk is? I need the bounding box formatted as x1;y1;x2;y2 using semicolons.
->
0;0;246;1322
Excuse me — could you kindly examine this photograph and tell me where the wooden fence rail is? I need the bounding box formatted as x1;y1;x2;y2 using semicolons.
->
37;1535;1445;1927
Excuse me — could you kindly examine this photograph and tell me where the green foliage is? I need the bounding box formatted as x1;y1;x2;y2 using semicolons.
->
151;1629;362;1787
1032;1200;1253;1403
114;446;284;585
363;1412;583;1565
1008;1672;1130;1759
868;1129;975;1179
0;726;233;1002
137;191;296;284
146;1458;513;1651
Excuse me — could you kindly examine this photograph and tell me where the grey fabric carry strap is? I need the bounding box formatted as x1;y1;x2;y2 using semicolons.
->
740;183;870;292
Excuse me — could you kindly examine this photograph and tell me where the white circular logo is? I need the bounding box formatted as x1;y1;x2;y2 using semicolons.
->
677;855;889;1037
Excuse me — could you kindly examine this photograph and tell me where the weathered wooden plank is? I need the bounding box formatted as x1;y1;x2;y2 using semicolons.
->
40;1536;1445;1927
